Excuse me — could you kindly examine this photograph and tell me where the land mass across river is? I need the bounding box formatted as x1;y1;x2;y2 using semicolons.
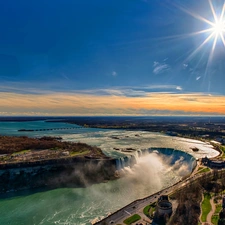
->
58;116;225;143
0;135;118;193
0;135;106;163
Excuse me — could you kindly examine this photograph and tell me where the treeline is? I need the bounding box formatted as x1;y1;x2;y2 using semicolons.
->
0;135;104;157
168;170;225;225
168;181;202;225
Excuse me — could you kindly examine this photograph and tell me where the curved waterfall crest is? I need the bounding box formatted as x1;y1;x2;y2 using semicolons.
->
115;147;197;172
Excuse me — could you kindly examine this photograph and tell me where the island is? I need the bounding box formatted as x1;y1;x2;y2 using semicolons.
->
0;135;117;193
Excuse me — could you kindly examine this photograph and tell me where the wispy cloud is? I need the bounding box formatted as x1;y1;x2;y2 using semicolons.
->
141;85;180;90
74;85;183;97
112;71;117;76
153;61;170;74
0;83;55;95
183;63;188;69
176;86;182;91
0;82;183;97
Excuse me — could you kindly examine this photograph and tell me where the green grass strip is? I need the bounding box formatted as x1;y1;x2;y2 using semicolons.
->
196;167;210;174
212;214;219;225
123;214;141;225
143;205;151;216
201;193;212;222
215;204;222;214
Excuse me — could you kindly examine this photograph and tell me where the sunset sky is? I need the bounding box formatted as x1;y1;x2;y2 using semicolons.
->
1;0;225;116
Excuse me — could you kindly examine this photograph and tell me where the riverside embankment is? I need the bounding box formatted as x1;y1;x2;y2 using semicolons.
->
0;147;196;194
0;157;117;193
94;168;225;225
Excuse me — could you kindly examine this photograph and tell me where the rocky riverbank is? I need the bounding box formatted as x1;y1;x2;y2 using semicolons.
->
0;157;117;193
0;135;117;193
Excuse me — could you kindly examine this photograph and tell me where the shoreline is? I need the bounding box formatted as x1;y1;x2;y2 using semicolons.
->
0;128;220;194
0;119;224;224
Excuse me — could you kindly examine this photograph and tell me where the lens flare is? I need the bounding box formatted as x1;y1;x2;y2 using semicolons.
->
179;0;225;62
213;21;225;35
173;0;225;86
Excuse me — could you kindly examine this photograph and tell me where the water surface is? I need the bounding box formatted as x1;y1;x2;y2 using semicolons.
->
0;121;219;225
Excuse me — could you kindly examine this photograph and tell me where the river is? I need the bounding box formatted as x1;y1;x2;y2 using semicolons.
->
0;121;219;225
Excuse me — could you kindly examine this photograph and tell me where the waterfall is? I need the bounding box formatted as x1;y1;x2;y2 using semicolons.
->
116;158;121;170
120;157;125;169
124;156;129;167
116;149;149;170
130;155;137;167
115;157;126;170
124;156;133;167
116;155;137;170
137;150;142;157
115;147;197;172
149;147;197;171
142;149;149;155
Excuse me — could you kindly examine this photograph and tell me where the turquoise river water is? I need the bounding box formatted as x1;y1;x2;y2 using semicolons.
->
0;121;219;225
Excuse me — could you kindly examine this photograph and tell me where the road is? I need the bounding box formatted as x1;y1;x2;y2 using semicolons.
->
94;169;224;225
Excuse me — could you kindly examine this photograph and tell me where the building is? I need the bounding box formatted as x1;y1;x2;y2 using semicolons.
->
156;195;172;217
201;157;225;169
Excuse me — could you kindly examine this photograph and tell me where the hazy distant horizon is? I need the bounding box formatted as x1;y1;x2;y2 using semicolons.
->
0;115;224;123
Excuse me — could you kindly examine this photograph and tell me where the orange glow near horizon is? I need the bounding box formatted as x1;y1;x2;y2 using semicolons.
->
0;92;225;116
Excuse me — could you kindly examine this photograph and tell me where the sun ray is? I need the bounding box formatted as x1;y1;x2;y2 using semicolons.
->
174;3;215;26
212;33;218;51
208;0;218;23
186;32;215;61
206;33;218;75
192;48;207;72
155;28;214;43
175;0;225;70
191;28;214;35
220;3;225;21
220;33;225;47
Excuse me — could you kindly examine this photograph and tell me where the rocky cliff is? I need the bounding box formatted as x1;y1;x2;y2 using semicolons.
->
0;157;117;193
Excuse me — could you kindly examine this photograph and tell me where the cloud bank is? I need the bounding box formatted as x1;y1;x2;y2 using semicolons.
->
0;90;225;116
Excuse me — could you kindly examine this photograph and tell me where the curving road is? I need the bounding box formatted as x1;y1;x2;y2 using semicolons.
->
94;166;215;225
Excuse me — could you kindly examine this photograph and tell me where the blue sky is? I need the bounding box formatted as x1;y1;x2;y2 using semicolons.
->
0;0;225;115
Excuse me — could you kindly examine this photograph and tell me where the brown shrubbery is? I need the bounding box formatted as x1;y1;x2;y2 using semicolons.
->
168;170;225;225
0;135;105;157
168;182;202;225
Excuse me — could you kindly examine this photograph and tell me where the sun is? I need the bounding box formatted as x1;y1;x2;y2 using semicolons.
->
175;0;225;62
208;0;225;46
213;20;225;35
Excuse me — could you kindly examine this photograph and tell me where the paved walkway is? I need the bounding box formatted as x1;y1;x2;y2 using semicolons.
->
199;193;204;224
206;196;216;225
